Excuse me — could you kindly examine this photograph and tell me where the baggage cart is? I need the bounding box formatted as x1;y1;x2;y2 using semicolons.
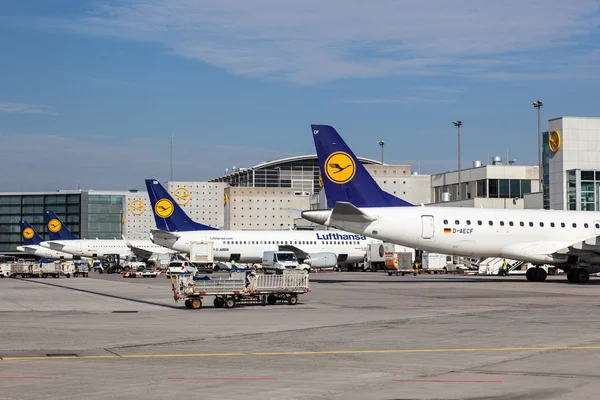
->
171;270;310;310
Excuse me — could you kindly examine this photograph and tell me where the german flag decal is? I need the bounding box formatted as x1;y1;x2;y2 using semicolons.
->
443;228;452;234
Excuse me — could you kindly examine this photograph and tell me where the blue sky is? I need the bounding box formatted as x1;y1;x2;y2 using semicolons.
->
1;0;600;191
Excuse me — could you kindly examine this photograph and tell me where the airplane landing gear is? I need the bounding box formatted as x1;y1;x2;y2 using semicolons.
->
525;267;547;282
567;267;589;284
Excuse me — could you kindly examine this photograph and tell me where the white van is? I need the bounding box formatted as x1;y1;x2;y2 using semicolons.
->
261;251;300;274
166;261;198;277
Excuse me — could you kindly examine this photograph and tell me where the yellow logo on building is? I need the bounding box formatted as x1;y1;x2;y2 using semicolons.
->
129;199;145;215
23;227;34;240
155;199;174;218
325;152;356;184
223;194;229;205
48;219;62;233
549;130;561;153
172;187;191;205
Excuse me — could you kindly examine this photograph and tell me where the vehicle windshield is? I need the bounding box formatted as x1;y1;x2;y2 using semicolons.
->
169;262;182;268
277;253;297;262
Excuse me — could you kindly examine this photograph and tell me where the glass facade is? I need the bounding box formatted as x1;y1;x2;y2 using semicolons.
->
566;169;600;212
542;131;550;209
433;179;533;202
0;194;81;252
87;195;124;239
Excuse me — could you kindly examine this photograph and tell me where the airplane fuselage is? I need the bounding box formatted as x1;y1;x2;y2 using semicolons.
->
318;206;600;266
40;239;174;258
153;230;376;265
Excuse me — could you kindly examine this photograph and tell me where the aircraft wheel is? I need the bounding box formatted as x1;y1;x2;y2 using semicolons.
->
575;268;590;284
567;268;577;283
535;268;547;282
526;268;535;281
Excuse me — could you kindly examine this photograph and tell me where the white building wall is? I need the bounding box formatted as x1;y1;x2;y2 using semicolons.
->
122;193;154;240
548;117;600;210
166;181;227;229
225;187;311;230
365;165;432;204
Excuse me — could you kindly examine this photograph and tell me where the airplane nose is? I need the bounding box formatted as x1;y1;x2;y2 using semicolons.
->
301;210;331;225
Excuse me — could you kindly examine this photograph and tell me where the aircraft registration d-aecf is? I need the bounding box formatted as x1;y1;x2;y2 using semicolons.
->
145;179;377;268
301;124;600;284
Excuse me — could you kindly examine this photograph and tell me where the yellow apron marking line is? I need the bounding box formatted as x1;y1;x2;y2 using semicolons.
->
3;345;600;362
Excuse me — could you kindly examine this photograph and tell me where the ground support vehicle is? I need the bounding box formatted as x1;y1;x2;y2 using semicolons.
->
38;261;62;278
122;267;162;278
171;270;310;310
8;262;36;278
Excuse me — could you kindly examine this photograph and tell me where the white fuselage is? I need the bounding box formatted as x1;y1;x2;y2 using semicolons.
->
321;206;600;266
16;245;74;260
153;230;377;264
40;239;175;258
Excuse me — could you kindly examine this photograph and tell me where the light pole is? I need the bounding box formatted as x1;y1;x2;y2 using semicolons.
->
378;140;385;164
452;120;462;201
531;100;543;188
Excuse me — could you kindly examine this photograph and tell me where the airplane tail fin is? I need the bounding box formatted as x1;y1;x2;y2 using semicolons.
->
311;125;413;208
145;179;219;232
44;211;77;240
21;221;43;246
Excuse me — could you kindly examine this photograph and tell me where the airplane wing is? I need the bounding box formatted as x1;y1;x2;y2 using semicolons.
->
41;241;66;251
150;229;181;240
278;244;309;259
122;235;154;259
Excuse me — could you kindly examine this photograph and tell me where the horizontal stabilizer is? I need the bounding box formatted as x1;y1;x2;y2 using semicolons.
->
330;202;377;223
150;229;181;240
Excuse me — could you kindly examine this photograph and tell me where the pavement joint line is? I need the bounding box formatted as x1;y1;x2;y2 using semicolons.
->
3;345;600;361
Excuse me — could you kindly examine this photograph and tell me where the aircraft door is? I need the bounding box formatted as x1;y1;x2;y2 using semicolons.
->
421;215;435;239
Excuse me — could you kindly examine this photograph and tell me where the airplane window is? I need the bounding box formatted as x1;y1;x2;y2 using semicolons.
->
489;221;493;226
550;223;555;227
585;223;589;228
477;221;482;225
443;220;448;225
561;223;565;228
509;221;514;226
466;220;471;225
540;222;544;227
500;221;504;226
520;222;524;226
455;220;460;225
596;223;600;229
529;222;533;227
573;223;577;228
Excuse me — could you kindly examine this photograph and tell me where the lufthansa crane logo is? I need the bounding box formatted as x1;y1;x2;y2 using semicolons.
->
48;219;62;233
325;152;356;184
549;130;561;153
23;227;34;240
172;187;191;205
155;199;174;218
129;199;145;215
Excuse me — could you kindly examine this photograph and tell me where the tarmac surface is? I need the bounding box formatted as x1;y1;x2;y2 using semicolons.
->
2;271;600;399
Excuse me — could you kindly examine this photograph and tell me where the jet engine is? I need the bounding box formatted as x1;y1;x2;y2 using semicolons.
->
303;252;338;268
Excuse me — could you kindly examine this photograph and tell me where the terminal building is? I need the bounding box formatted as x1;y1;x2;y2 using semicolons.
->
2;115;599;255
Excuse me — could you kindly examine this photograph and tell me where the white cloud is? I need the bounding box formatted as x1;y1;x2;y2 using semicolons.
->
0;101;57;115
53;0;600;84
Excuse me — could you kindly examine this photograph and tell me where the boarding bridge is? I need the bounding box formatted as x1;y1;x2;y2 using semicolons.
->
477;257;522;275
